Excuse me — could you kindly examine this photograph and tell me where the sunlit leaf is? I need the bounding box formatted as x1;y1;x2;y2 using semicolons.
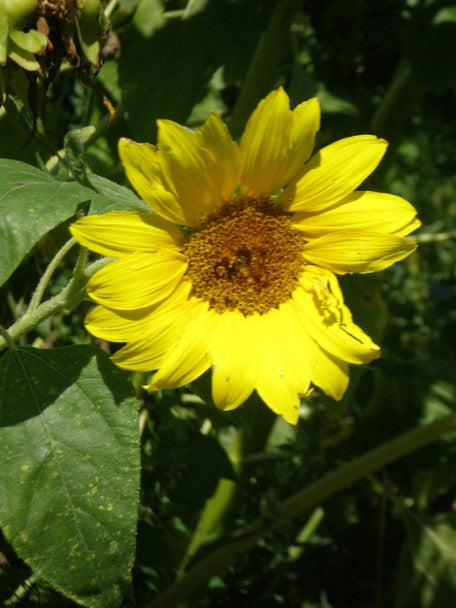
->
0;345;140;608
0;160;93;286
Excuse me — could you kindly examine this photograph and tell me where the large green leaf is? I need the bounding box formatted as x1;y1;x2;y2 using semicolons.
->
0;345;140;608
0;159;93;286
394;511;456;608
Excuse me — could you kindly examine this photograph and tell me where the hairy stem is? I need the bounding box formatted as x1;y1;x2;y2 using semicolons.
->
0;257;107;353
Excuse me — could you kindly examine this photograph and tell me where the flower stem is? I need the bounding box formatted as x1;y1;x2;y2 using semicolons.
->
229;0;299;139
146;412;456;608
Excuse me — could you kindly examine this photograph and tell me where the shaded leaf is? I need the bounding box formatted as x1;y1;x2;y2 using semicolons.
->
394;511;456;608
119;0;275;140
404;10;456;94
170;431;235;511
0;345;140;608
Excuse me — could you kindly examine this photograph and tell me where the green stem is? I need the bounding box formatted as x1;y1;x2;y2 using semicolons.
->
28;238;77;312
146;413;456;608
414;231;456;244
0;257;107;353
229;0;298;139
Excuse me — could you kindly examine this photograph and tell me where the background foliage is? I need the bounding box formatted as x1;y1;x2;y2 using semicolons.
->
1;0;456;607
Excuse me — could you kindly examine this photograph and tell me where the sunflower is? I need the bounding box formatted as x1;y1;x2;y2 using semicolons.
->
70;88;420;424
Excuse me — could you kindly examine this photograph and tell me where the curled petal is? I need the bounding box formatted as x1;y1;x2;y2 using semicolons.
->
293;267;380;364
118;138;193;225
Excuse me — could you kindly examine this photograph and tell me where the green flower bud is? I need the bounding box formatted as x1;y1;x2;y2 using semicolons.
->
4;0;39;27
75;0;101;66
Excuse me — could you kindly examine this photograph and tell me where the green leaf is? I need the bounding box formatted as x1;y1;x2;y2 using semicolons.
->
394;511;456;608
0;345;140;608
0;159;93;286
88;174;150;214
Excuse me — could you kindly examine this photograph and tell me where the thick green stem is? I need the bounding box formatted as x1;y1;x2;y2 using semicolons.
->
0;257;107;353
147;413;456;608
229;0;298;139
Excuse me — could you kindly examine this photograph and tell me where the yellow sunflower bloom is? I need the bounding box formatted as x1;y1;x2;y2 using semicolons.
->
70;88;420;425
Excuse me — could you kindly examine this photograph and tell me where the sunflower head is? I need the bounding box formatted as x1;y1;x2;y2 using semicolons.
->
70;88;420;424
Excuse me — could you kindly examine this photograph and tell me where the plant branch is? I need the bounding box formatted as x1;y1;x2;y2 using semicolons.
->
0;257;108;353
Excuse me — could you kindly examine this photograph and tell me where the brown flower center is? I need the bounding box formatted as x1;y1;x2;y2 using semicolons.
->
183;196;305;315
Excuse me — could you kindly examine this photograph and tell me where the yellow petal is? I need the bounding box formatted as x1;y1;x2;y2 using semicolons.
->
118;138;194;225
70;211;184;258
239;88;293;196
110;320;183;372
279;135;388;212
149;304;215;389
87;250;187;310
293;267;380;364
209;310;257;411
157;119;225;219
279;97;321;187
293;191;421;238
85;305;149;343
85;281;192;343
251;306;312;425
111;294;201;372
200;113;242;202
239;90;320;197
302;231;417;274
